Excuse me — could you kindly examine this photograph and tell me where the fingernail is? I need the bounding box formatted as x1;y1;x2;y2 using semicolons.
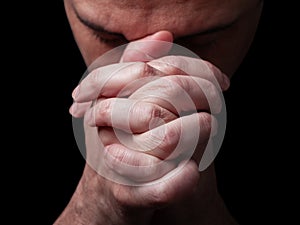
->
72;85;80;99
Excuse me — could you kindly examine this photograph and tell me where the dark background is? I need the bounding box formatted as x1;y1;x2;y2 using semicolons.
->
8;1;295;224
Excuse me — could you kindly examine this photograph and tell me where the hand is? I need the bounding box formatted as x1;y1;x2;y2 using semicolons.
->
55;31;236;225
76;55;228;176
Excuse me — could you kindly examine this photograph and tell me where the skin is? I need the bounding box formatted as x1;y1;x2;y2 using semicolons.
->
54;0;263;224
64;0;262;76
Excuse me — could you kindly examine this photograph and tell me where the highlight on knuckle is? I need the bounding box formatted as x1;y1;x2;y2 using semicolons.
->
97;100;112;124
162;125;180;150
198;112;213;138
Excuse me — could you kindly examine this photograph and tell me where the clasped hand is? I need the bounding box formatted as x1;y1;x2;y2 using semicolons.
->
68;31;230;225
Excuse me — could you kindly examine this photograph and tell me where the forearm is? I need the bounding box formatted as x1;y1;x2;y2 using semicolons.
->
53;194;109;225
53;166;115;225
53;164;153;225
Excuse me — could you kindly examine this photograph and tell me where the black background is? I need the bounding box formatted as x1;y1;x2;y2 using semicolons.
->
6;1;295;224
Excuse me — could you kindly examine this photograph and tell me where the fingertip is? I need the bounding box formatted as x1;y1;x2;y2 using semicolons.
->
69;103;76;116
148;30;174;43
69;102;91;118
121;30;174;62
222;73;231;91
72;85;80;100
69;104;83;118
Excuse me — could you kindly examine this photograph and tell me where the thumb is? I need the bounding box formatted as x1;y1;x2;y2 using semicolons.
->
120;30;174;62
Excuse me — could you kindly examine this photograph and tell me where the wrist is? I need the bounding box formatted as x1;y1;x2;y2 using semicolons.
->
150;164;238;225
54;164;153;225
54;164;117;225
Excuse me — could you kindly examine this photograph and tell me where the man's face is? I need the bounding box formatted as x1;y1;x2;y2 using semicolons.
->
64;0;263;76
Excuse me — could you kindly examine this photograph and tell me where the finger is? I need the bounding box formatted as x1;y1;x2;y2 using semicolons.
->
98;118;215;170
98;127;121;146
104;143;177;183
148;56;230;91
132;112;216;160
73;56;228;105
129;75;223;115
72;62;165;103
112;160;200;207
69;101;92;118
120;30;174;62
85;98;177;133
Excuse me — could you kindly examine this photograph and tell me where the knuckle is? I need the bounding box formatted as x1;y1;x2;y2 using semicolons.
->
148;104;163;125
164;127;179;144
97;100;112;124
161;125;180;151
138;62;154;77
131;102;163;130
198;112;213;138
202;81;222;113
